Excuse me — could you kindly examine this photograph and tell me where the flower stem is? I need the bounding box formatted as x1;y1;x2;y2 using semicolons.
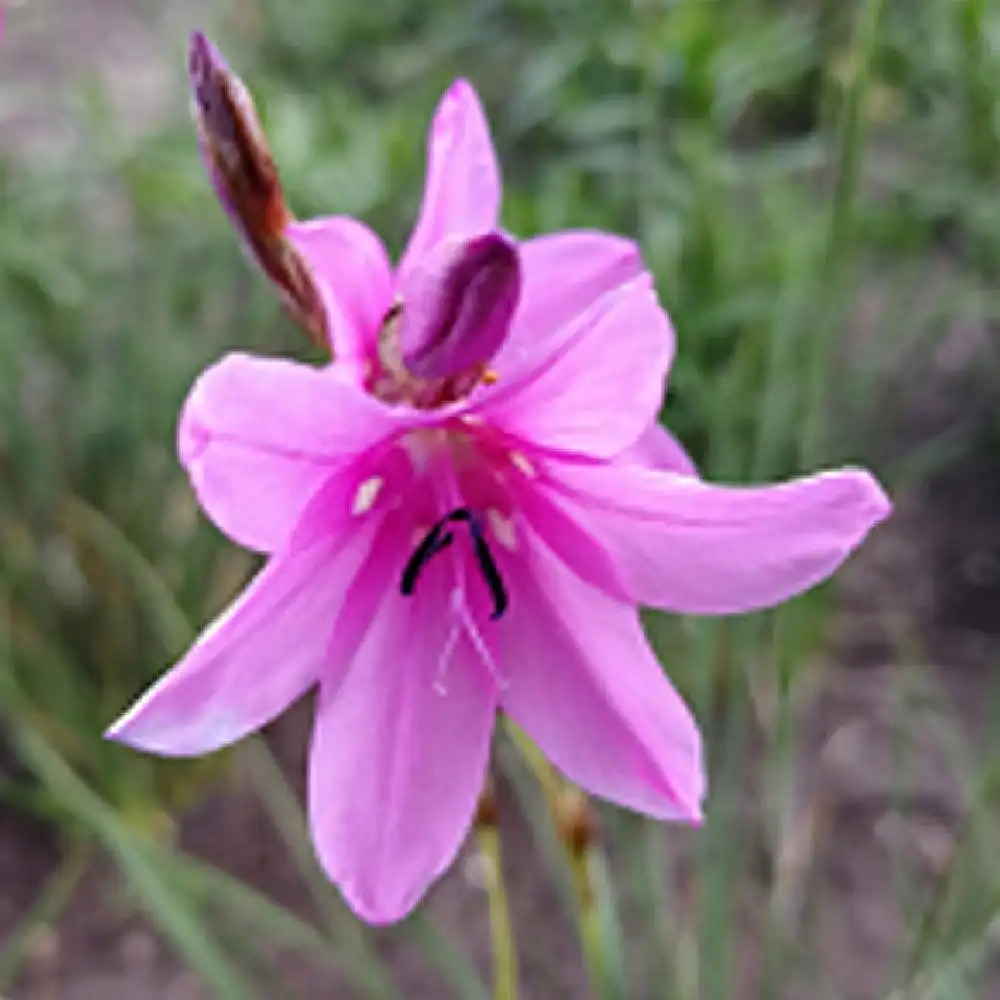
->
477;824;519;1000
505;721;622;998
570;849;605;994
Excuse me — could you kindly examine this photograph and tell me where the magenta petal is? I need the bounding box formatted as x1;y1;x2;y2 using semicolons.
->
398;80;501;278
309;554;497;924
285;216;393;378
497;229;643;375
621;422;699;477
481;277;672;458
499;532;704;821
178;353;412;553
551;462;892;614
493;231;644;379
106;519;380;756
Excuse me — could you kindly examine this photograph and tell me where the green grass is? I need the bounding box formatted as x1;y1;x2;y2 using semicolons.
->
2;0;1000;996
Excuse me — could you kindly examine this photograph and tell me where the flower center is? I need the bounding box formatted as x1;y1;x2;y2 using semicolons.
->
369;232;521;408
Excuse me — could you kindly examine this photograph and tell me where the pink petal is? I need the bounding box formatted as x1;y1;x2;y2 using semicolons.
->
515;477;631;600
178;353;414;553
549;462;892;614
285;216;394;378
621;422;699;477
480;277;673;458
493;231;644;380
106;515;383;756
309;531;497;924
398;80;501;278
498;531;704;820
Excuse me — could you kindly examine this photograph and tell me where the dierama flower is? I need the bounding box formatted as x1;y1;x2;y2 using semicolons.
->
107;34;891;924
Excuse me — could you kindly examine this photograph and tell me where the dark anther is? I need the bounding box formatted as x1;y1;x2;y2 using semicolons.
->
400;506;509;620
400;522;455;596
467;516;508;620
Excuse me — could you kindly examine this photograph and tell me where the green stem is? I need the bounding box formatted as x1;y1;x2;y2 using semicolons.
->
571;850;606;996
504;721;620;998
478;826;519;1000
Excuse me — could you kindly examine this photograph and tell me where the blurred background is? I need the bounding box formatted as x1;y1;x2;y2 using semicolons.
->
2;0;1000;997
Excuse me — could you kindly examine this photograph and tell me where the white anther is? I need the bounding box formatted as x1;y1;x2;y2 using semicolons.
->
509;451;536;477
351;476;384;515
486;508;517;552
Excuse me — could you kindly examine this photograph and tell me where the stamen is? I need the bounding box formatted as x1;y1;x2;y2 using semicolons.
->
457;597;507;689
400;506;509;621
467;515;508;620
486;508;517;552
510;451;536;477
400;520;454;596
436;588;508;693
351;476;384;515
434;605;463;696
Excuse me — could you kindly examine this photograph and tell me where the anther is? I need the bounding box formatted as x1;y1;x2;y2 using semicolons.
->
400;521;454;596
400;506;509;621
466;516;508;620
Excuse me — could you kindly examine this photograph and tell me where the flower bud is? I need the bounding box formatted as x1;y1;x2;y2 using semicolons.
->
555;787;597;858
398;232;521;379
473;778;500;830
188;32;327;346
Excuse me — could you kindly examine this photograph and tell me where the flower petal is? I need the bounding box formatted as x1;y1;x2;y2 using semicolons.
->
105;514;382;756
480;277;673;458
285;216;394;377
398;80;501;278
549;462;892;614
497;530;704;820
179;353;414;553
309;525;497;924
620;422;699;477
494;231;644;379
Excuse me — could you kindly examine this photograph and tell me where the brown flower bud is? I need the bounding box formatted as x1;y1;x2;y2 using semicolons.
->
188;31;327;346
555;787;597;858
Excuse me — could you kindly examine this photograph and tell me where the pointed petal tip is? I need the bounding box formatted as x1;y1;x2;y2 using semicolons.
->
838;466;893;527
101;713;165;756
335;882;423;926
188;29;221;78
102;705;185;758
310;838;434;926
445;77;478;103
433;77;487;132
103;719;125;743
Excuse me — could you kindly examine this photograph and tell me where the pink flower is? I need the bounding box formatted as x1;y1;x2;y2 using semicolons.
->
107;42;891;924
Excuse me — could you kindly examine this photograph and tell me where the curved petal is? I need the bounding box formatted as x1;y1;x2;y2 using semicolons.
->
105;514;382;756
514;476;632;600
178;353;416;553
620;422;699;477
494;231;644;380
549;462;892;614
398;80;501;278
497;530;704;821
479;276;673;458
309;528;497;924
285;216;393;378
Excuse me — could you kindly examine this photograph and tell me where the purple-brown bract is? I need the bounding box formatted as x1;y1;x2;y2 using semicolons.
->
107;34;891;925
